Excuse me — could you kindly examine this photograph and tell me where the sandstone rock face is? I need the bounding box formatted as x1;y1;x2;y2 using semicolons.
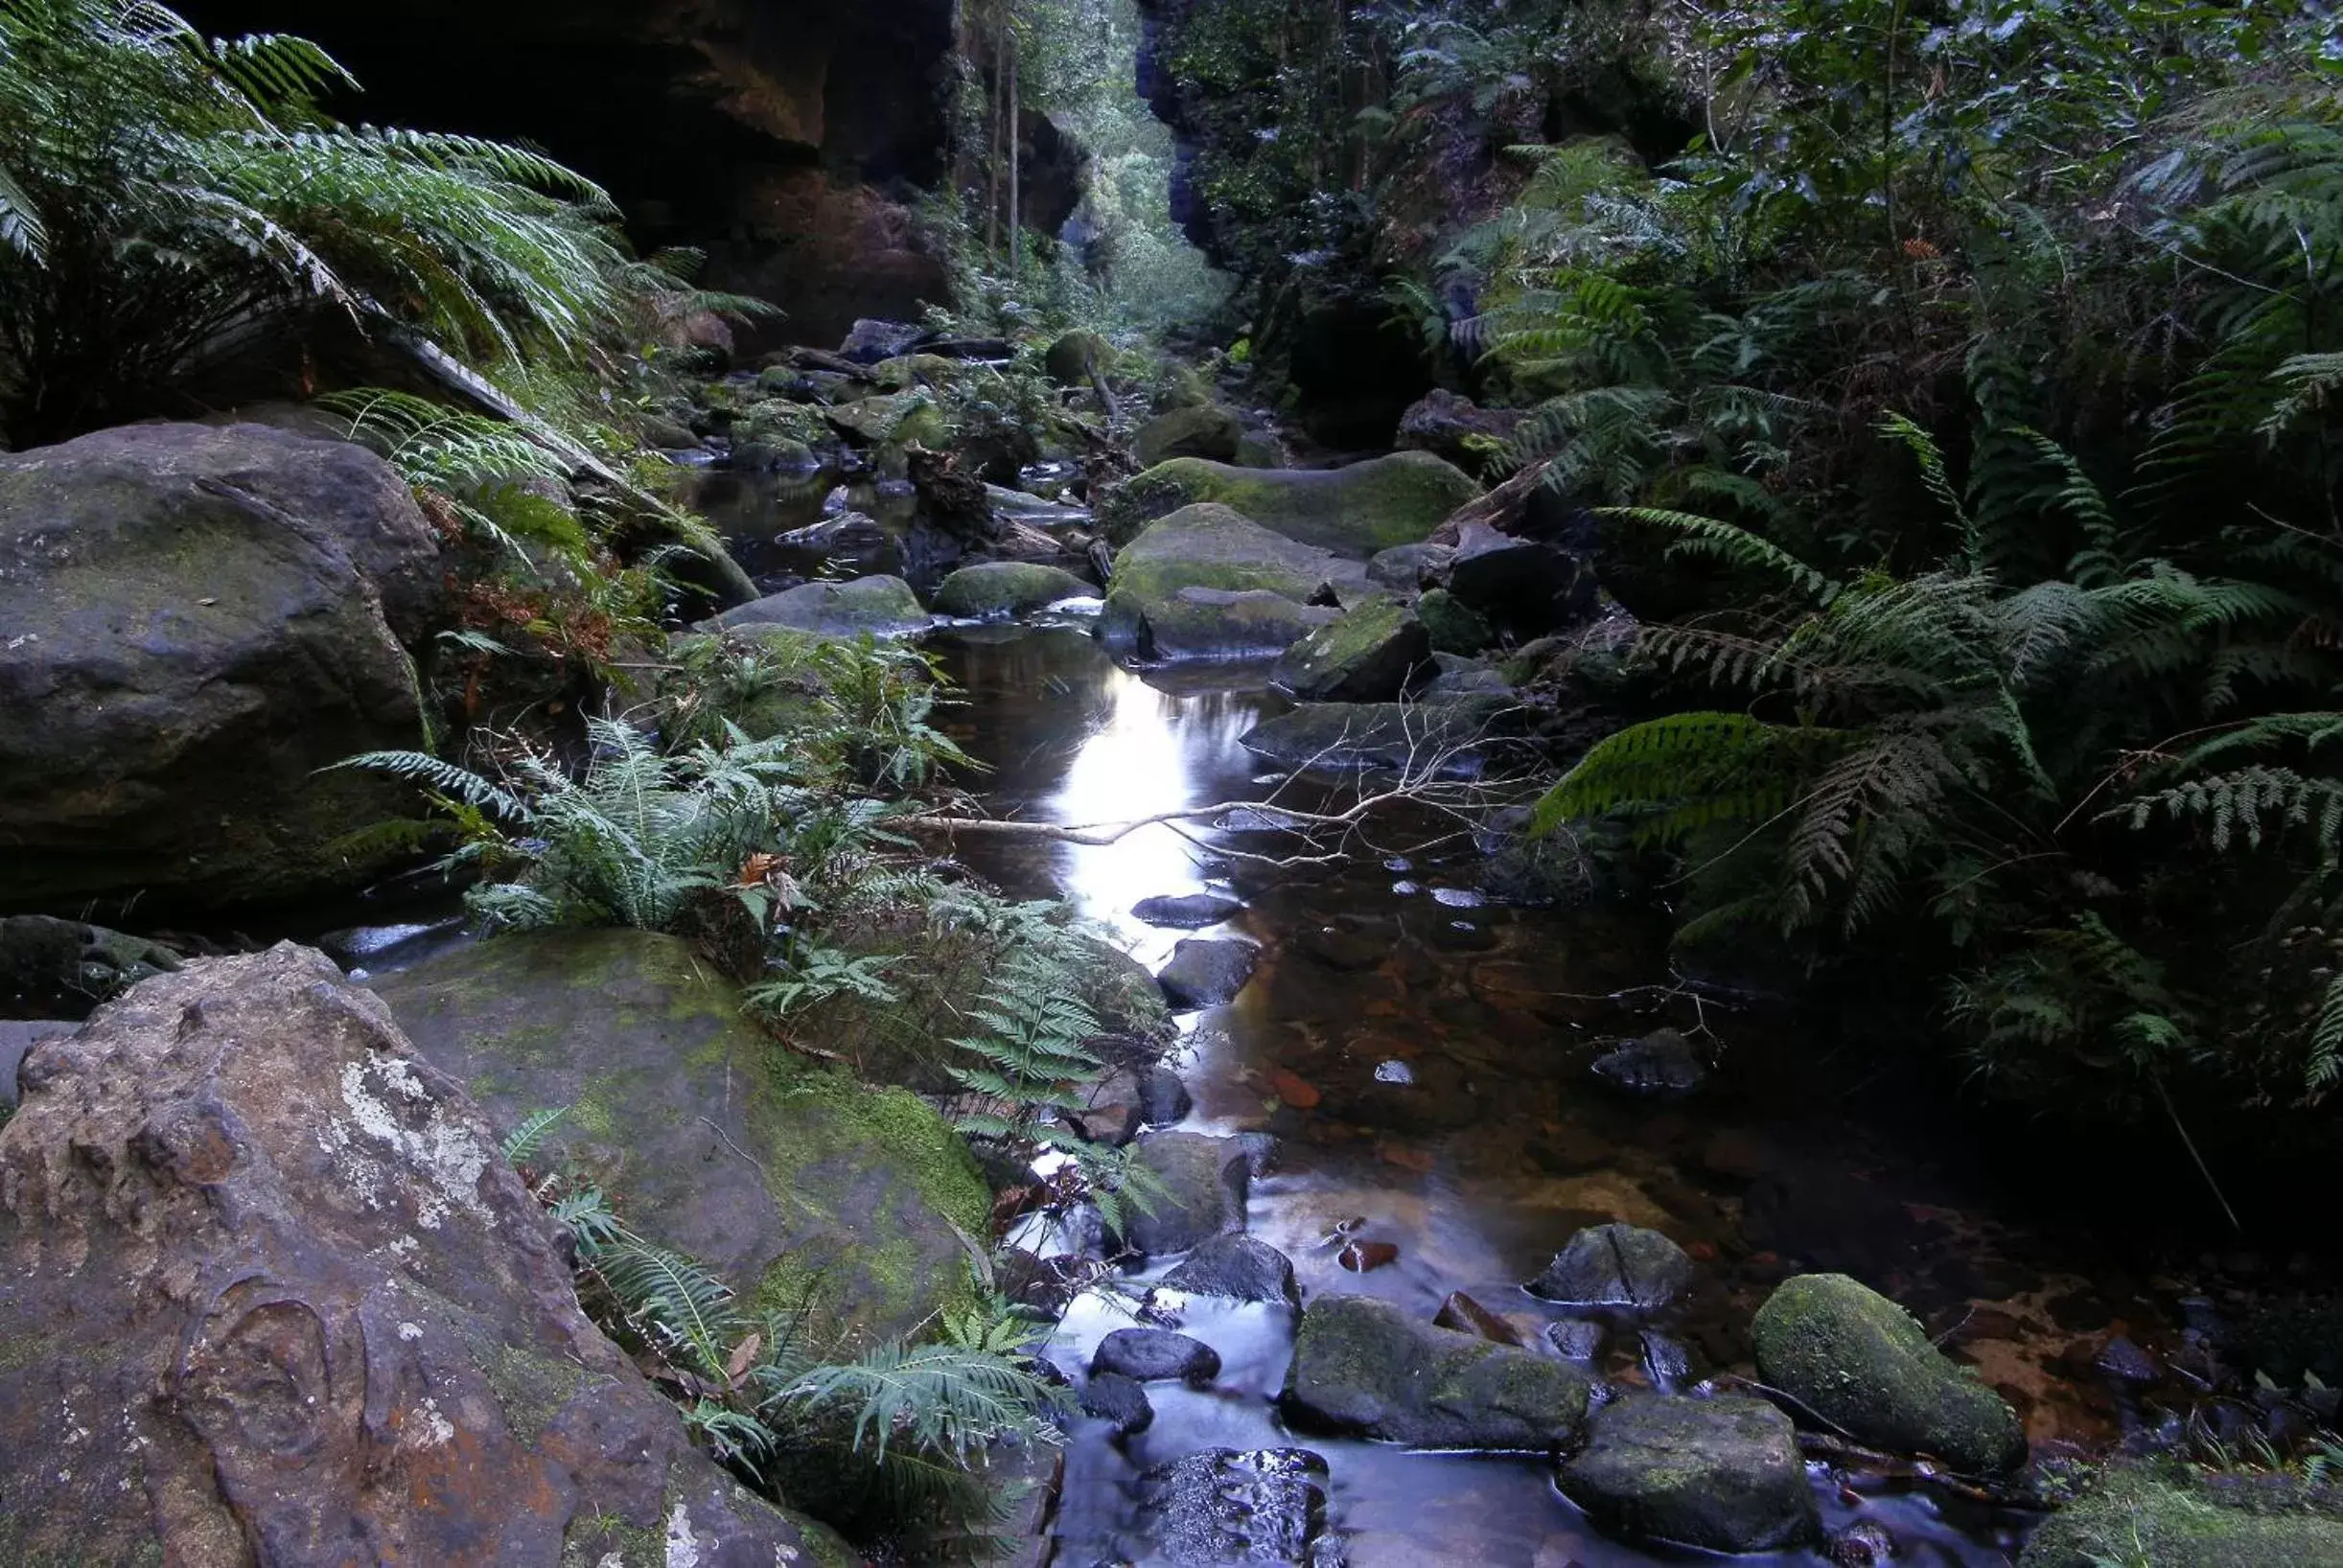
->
0;423;446;914
0;944;844;1567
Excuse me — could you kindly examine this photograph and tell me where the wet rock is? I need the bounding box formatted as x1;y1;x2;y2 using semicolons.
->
1283;1294;1594;1449
1135;1447;1334;1567
1125;1131;1250;1256
933;560;1090;618
375;929;990;1346
0;913;183;1017
1548;1319;1608;1362
824;388;948;450
1639;1330;1696;1393
2095;1334;2162;1388
1164;1234;1301;1306
1558;1395;1820;1554
1100;451;1481;557
1098;503;1362;660
1825;1520;1900;1567
0;945;841;1566
1529;1223;1696;1315
1134;891;1244;929
709;572;932;636
1366;542;1454;591
777;508;890;557
1436;1292;1523;1346
1752;1273;2028;1474
1589;1027;1709;1097
1094;1327;1223;1384
1136;404;1244;468
1397;389;1525;470
0;422;447;913
1423;654;1513;698
1137;1065;1195;1126
1448;519;1597;638
1158;937;1262;1009
1079;1370;1155;1436
1271;593;1432;703
1337;1238;1400;1272
839;316;931;363
2019;1463;2343;1566
1417;586;1497;656
1240;696;1517;775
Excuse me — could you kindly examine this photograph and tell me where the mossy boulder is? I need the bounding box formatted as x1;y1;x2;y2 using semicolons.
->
1282;1294;1593;1449
933;561;1092;619
1123;1131;1250;1256
374;929;990;1349
1133;404;1242;468
733;397;833;450
1099;503;1359;660
711;574;931;638
824;390;947;450
1418;587;1496;655
1559;1395;1819;1554
870;352;963;390
2020;1465;2343;1567
1045;329;1111;385
1751;1273;2026;1474
1098;451;1482;556
1270;593;1429;702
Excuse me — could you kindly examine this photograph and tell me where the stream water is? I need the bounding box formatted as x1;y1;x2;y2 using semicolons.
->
928;623;2050;1567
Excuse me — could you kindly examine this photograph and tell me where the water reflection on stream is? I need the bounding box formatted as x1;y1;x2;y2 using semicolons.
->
933;626;2033;1568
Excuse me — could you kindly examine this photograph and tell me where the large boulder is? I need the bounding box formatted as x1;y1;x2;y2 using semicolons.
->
1098;503;1361;660
373;929;991;1348
1447;519;1598;637
710;573;933;637
1270;594;1430;703
1124;1131;1250;1256
1157;936;1261;1009
2020;1464;2343;1567
1163;1234;1300;1305
1133;404;1243;468
0;944;844;1566
933;560;1091;618
1282;1294;1593;1450
1558;1395;1819;1554
1751;1273;2027;1474
0;422;445;912
1099;452;1481;556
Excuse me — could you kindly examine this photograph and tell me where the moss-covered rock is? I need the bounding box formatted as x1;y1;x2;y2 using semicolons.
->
1098;451;1482;556
824;390;947;449
711;574;932;637
1282;1294;1593;1449
1045;329;1111;385
2020;1465;2343;1567
1418;587;1496;655
1270;593;1429;702
374;930;990;1349
1134;404;1243;468
1751;1273;2026;1474
1123;1132;1250;1256
933;561;1092;618
1233;430;1286;469
733;396;833;450
1559;1395;1819;1554
1099;503;1359;660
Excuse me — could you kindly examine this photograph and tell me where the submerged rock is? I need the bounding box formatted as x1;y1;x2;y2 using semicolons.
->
0;945;841;1566
709;572;932;637
1125;1131;1250;1256
1158;937;1262;1009
1100;451;1481;556
1589;1027;1709;1097
933;560;1091;618
375;929;990;1347
1134;1448;1335;1567
1282;1294;1594;1450
1133;891;1244;929
1164;1234;1302;1305
1559;1394;1820;1554
1270;593;1431;703
1094;1327;1223;1384
0;422;445;912
1529;1223;1696;1315
1752;1273;2027;1474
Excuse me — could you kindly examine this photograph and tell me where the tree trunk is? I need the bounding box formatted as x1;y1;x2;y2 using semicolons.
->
1008;39;1022;281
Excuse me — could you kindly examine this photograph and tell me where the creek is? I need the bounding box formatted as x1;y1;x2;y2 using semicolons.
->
928;623;2045;1566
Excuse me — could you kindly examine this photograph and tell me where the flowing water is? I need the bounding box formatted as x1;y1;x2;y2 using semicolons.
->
929;624;2055;1567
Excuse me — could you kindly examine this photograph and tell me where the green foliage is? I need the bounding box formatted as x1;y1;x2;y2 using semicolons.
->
0;0;633;442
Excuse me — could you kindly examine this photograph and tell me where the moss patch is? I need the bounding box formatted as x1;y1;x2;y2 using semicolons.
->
2021;1464;2343;1567
1099;451;1480;555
